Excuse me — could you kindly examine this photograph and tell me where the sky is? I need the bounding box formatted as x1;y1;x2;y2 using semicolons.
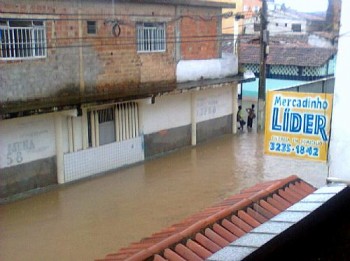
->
274;0;328;13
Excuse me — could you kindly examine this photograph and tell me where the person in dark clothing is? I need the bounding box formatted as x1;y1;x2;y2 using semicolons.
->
246;104;256;131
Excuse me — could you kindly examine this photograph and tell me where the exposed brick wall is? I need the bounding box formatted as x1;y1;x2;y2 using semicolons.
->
1;1;224;105
179;6;221;60
0;0;179;103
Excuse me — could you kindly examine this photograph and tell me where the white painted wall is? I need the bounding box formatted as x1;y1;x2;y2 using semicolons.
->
140;87;234;135
176;54;238;83
0;114;56;168
329;0;350;180
140;93;192;135
196;86;233;123
308;34;333;48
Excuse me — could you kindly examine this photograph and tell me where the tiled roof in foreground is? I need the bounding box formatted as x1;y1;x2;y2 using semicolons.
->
97;175;316;261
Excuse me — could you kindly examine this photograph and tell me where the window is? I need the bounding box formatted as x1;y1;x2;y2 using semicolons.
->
87;102;139;148
0;19;46;60
87;21;96;34
137;22;166;53
292;23;302;32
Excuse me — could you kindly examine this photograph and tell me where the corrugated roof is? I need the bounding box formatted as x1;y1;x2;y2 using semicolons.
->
97;175;316;261
239;44;337;67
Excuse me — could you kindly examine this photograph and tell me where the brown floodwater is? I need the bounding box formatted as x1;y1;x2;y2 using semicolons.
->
0;131;328;261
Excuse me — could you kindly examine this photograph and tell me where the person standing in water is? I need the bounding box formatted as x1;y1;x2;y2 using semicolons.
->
246;104;256;131
237;105;245;131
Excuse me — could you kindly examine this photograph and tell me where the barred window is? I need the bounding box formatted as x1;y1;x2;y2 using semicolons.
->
137;22;166;53
86;102;139;148
0;19;46;60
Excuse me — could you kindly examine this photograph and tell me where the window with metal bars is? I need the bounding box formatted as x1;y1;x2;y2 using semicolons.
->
0;19;47;60
137;22;166;53
87;102;139;148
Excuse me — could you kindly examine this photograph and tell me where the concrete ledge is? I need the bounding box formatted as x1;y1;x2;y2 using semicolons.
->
208;184;347;261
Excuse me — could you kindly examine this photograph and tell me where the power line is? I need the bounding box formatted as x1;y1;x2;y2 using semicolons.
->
0;11;245;23
0;31;344;55
0;37;235;56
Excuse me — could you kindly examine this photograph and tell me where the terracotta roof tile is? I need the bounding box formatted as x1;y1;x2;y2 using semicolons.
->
272;193;291;208
194;233;220;253
212;223;238;242
253;203;275;219
186;239;212;259
174;244;202;261
230;215;253;233
164;248;186;261
266;196;286;211
221;219;246;237
204;228;230;248
289;183;310;197
279;188;300;204
247;207;269;223
239;44;337;67
299;181;317;194
259;199;281;215
154;254;167;261
237;210;261;227
97;176;316;261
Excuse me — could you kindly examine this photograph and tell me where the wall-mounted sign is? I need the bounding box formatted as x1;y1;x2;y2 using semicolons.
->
264;91;333;162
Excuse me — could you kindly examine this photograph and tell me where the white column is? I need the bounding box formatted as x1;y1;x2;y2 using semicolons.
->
191;92;197;146
329;0;350;181
82;108;88;149
67;117;73;153
232;84;238;134
91;111;96;147
54;113;64;184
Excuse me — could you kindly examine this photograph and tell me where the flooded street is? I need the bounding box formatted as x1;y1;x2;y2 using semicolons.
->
0;131;328;261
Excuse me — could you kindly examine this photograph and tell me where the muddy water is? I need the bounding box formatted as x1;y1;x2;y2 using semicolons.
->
0;132;328;261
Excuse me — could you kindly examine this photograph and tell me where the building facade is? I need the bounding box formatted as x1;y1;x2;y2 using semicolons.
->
238;33;337;82
0;0;247;199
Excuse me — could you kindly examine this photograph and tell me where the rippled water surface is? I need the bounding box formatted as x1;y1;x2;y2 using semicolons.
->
0;131;328;261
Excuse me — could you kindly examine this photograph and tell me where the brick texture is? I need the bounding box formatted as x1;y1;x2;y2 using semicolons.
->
1;1;224;103
180;6;221;60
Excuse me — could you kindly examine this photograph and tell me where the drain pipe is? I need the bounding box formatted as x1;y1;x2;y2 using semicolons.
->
54;113;64;184
327;177;350;186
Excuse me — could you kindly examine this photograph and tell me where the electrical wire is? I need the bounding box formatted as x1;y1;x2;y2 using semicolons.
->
0;7;344;55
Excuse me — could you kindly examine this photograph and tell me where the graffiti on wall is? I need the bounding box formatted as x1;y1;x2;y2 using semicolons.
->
0;115;56;168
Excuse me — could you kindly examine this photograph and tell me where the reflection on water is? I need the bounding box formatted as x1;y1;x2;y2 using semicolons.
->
0;132;328;261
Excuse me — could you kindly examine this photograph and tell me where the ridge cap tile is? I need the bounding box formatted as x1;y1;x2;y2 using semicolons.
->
98;176;313;261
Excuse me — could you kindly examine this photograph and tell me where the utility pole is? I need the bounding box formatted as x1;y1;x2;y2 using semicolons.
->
257;0;268;131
